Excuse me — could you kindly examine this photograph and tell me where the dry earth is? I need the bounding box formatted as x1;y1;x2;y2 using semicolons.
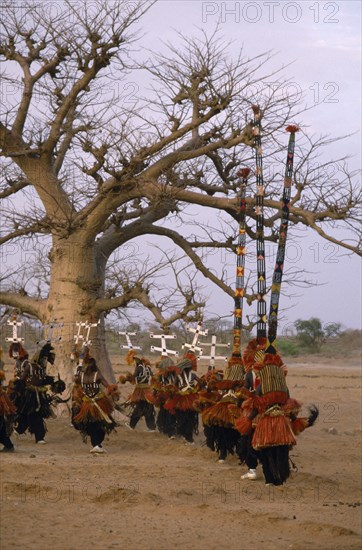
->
1;355;361;550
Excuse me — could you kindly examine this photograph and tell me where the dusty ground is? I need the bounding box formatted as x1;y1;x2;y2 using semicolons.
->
0;355;361;550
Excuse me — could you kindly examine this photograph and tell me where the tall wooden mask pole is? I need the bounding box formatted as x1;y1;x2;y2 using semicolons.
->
266;125;300;353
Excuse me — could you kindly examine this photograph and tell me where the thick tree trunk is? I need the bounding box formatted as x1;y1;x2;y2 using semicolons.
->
46;236;116;383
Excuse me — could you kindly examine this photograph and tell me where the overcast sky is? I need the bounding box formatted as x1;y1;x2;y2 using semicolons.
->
136;0;361;331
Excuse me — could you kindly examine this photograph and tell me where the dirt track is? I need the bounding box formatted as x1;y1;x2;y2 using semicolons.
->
1;360;361;550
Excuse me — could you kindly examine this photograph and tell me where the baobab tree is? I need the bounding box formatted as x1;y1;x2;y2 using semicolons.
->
0;0;360;380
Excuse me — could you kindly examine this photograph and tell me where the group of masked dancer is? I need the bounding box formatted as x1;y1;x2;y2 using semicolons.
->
0;342;65;451
115;343;318;487
199;339;318;486
119;349;200;444
0;338;318;487
0;340;118;454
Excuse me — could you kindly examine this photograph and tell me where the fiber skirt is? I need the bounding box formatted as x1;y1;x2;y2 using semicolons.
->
16;386;54;419
128;385;154;404
252;414;296;450
202;400;240;429
164;392;199;413
73;393;117;435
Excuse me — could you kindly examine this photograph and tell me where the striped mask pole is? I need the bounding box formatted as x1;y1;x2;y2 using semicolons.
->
266;125;300;354
232;167;250;359
252;105;267;342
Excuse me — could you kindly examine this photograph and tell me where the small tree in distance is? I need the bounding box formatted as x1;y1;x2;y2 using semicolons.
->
294;317;342;353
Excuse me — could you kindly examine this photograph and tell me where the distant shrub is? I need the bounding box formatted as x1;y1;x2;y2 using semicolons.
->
277;339;300;356
294;317;325;352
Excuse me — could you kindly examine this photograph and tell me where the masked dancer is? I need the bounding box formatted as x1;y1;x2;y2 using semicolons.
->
73;356;119;453
119;350;156;432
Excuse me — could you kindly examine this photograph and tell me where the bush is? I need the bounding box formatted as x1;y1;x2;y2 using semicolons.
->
277;339;300;356
294;317;324;352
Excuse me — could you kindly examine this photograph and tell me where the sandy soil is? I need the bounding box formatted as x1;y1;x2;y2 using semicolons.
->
0;355;361;550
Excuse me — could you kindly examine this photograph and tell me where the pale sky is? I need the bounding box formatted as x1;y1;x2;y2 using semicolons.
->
136;0;361;331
